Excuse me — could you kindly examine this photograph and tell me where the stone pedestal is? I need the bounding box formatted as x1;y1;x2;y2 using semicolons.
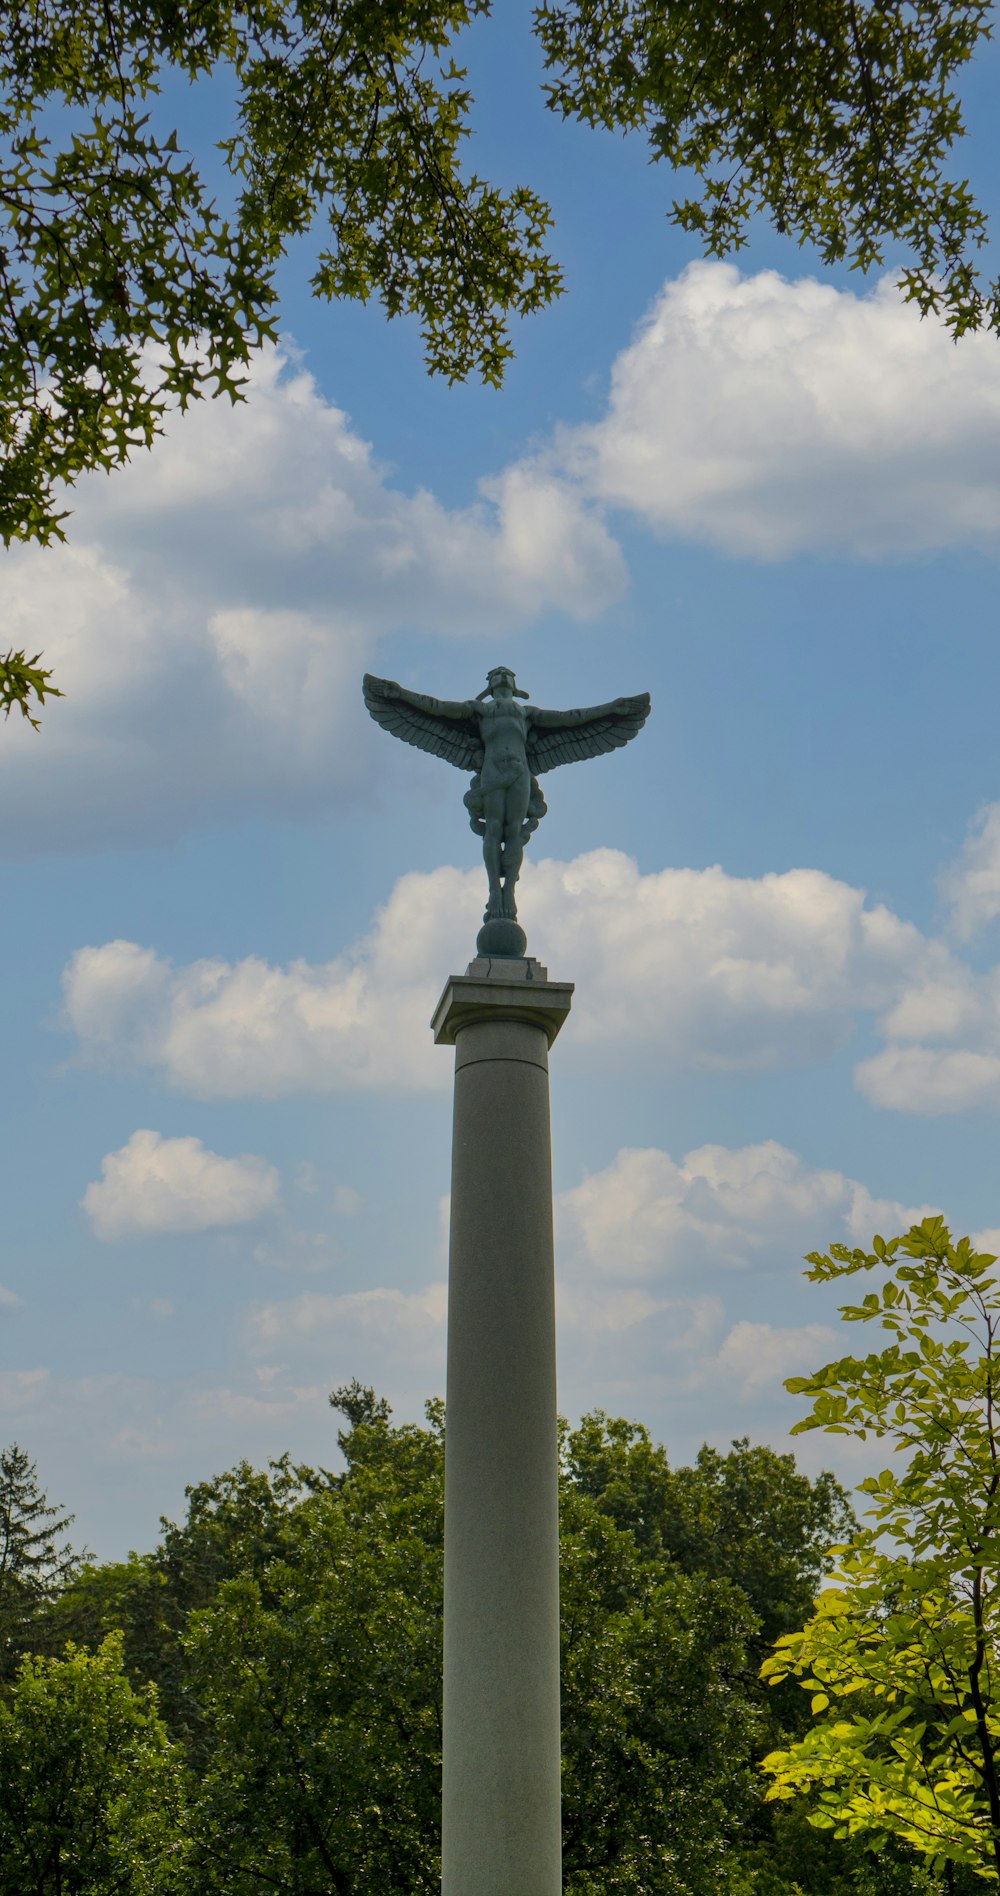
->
432;955;573;1896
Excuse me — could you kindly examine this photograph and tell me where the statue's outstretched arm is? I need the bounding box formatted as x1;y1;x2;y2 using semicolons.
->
362;674;485;772
529;696;643;728
377;679;477;721
525;692;650;775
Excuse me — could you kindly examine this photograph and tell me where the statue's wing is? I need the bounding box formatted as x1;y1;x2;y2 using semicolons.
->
526;693;651;775
362;675;483;772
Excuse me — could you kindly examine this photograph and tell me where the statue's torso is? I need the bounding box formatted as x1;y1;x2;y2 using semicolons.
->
479;698;528;759
477;697;530;796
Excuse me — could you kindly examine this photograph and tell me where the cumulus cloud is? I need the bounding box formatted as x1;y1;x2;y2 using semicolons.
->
62;849;939;1096
941;803;1000;942
82;1129;280;1238
11;264;1000;860
0;1368;49;1410
0;348;622;854
550;1136;943;1454
551;1137;940;1442
845;808;1000;1110
557;261;1000;559
61;819;1000;1115
62;864;480;1096
251;1282;447;1360
558;1140;934;1288
856;1043;1000;1114
252;1230;338;1273
700;1320;841;1399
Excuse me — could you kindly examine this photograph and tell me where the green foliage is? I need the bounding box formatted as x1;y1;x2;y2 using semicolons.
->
184;1413;444;1893
0;650;61;728
52;1455;331;1746
536;1;995;339
0;1633;187;1895
564;1414;854;1653
560;1485;765;1894
0;1443;82;1677
3;1405;882;1893
7;1;1000;728
560;1416;864;1891
0;0;560;550
761;1217;1000;1882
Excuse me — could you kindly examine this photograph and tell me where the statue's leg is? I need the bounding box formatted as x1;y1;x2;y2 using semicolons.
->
499;827;524;917
498;778;531;918
482;788;506;918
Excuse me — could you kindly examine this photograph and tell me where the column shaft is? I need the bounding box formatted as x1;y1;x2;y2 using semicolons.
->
441;1010;562;1896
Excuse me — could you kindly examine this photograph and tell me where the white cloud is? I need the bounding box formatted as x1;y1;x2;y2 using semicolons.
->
62;861;480;1096
62;850;935;1097
252;1282;448;1359
252;1230;337;1274
838;804;1000;1111
0;349;622;854
557;261;1000;559
61;823;1000;1116
855;954;1000;1114
0;1368;50;1409
191;1383;324;1427
550;1137;943;1465
558;1140;934;1287
82;1129;280;1238
856;1045;1000;1114
9;265;1000;863
702;1320;841;1398
941;803;1000;942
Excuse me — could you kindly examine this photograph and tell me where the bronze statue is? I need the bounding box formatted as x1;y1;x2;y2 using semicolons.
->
363;667;650;955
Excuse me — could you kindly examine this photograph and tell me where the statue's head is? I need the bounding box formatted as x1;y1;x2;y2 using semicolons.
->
478;665;529;701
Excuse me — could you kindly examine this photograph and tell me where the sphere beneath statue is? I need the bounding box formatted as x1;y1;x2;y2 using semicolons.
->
477;918;527;959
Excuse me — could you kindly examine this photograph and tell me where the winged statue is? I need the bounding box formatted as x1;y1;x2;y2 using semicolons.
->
363;667;650;950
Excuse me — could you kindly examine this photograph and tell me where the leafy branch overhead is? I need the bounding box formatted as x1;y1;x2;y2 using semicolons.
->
2;1;998;726
3;1;997;549
536;0;995;336
0;0;560;558
0;650;61;728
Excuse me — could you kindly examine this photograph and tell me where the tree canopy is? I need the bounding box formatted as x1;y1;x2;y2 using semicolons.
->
536;1;995;338
0;1443;82;1679
2;1;997;721
762;1219;1000;1884
1;1397;953;1893
0;1633;187;1896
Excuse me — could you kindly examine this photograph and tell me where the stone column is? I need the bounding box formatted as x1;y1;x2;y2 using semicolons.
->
432;955;573;1896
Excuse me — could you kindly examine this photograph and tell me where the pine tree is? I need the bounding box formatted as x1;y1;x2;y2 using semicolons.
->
0;1444;82;1677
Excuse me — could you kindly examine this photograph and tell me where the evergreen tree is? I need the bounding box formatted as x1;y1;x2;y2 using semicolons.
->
0;1443;83;1678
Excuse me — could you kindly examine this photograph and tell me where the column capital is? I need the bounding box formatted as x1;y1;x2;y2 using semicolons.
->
432;958;574;1048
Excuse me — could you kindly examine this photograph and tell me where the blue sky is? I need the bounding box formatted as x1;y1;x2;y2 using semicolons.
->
4;4;1000;1558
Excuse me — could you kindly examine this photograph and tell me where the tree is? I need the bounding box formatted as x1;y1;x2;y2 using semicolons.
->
184;1411;445;1894
563;1414;854;1653
0;0;559;550
5;5;998;724
0;1442;82;1677
37;1398;903;1893
761;1218;1000;1883
0;1634;188;1896
536;1;995;338
559;1481;766;1894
